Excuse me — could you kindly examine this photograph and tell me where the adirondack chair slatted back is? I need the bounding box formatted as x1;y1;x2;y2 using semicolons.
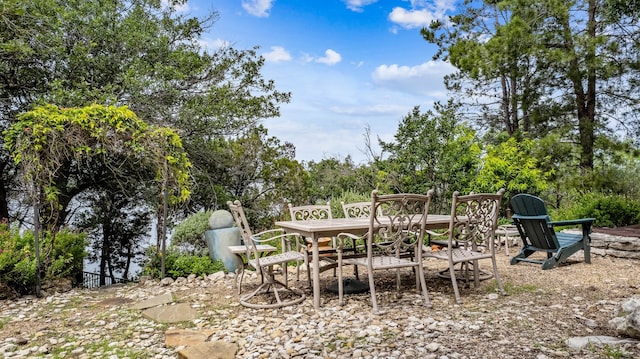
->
510;194;562;252
512;215;560;252
510;193;549;216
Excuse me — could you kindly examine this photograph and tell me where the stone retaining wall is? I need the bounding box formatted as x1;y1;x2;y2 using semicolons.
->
589;232;640;260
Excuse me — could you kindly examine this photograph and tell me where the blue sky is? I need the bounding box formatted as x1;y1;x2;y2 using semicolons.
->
185;0;457;164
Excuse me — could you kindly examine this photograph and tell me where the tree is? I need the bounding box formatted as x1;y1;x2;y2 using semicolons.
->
378;101;481;213
0;0;291;227
4;104;191;284
423;0;640;171
473;136;548;207
305;156;372;204
75;188;152;283
191;125;308;229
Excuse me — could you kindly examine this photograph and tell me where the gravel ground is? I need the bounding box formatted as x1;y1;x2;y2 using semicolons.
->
1;247;639;359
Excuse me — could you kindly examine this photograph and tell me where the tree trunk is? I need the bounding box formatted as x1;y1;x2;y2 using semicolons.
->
560;2;597;171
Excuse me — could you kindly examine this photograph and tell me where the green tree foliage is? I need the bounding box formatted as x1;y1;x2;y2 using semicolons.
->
4;104;191;231
304;156;372;205
195;125;307;229
378;102;481;213
74;188;152;283
473;137;548;205
423;0;640;171
0;0;291;227
4;104;190;283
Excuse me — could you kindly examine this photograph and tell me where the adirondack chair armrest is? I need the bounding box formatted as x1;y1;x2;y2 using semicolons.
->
549;218;595;227
512;214;549;221
550;218;595;231
550;218;596;236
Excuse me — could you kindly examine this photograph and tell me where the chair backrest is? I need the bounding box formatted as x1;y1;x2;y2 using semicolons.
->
341;201;374;218
288;202;332;221
511;193;550;217
369;190;434;257
448;189;505;251
227;200;262;264
510;194;560;250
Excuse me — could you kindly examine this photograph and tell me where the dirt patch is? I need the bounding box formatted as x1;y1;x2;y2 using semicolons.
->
593;224;640;237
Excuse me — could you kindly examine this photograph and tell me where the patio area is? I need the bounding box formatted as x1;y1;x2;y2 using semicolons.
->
2;244;638;358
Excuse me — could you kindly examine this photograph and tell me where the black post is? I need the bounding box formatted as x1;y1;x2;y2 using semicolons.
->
160;162;168;278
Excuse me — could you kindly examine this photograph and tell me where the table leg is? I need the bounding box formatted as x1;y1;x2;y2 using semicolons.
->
312;235;320;310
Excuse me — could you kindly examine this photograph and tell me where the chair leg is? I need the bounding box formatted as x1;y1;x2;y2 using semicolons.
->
448;265;462;304
491;256;506;296
417;264;432;308
337;255;344;306
473;260;480;289
236;266;245;295
239;273;306;309
368;271;379;314
584;241;591;264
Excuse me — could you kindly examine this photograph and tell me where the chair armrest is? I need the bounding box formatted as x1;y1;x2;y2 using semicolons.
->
253;228;286;238
252;229;304;251
335;232;366;250
549;218;595;227
512;214;550;221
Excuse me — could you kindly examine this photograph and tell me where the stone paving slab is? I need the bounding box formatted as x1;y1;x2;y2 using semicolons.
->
142;302;198;323
165;328;216;347
177;341;238;359
130;292;173;310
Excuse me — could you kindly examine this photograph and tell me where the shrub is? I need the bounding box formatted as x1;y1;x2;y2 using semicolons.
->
140;247;225;279
0;223;86;295
552;193;640;228
169;210;213;254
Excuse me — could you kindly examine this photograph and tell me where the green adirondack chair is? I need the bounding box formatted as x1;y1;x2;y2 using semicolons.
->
509;194;595;270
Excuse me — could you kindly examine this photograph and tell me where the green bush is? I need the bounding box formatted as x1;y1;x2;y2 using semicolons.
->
0;223;86;294
169;210;213;254
140;247;225;279
553;193;640;228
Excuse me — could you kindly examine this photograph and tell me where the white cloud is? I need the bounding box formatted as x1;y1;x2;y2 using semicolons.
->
388;0;455;29
388;7;436;29
242;0;274;18
372;61;455;97
263;46;292;63
343;0;378;12
315;49;342;65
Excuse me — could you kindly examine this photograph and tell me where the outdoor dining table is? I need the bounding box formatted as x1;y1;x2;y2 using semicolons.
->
275;214;452;310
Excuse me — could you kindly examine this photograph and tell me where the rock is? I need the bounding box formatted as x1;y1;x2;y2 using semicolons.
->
566;336;639;350
609;297;640;339
207;272;225;282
